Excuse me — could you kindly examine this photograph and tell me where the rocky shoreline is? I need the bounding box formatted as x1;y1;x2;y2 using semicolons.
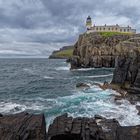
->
47;113;140;140
1;33;140;139
1;111;140;140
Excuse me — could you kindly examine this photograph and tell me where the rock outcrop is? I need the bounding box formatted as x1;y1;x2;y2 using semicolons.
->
0;112;46;140
111;37;140;96
47;113;140;140
70;32;140;69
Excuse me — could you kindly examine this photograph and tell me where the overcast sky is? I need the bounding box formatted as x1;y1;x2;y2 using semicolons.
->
0;0;139;58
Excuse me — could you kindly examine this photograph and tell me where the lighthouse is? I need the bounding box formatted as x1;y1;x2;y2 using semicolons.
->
85;16;136;34
86;16;92;30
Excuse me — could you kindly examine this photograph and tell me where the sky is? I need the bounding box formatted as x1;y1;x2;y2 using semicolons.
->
0;0;140;58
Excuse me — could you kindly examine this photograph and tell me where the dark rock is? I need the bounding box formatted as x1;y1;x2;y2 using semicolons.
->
0;112;46;140
94;115;106;120
76;83;90;89
47;114;119;140
0;113;3;117
112;56;131;84
129;68;140;94
136;105;140;115
70;56;81;69
70;32;134;69
111;48;140;96
116;126;140;140
48;114;140;140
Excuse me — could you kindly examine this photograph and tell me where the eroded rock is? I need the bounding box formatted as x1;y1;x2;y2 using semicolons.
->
47;114;140;140
0;112;47;140
71;32;134;69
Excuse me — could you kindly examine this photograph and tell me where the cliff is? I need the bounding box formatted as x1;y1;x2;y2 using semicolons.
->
47;113;140;140
111;56;140;98
49;45;73;59
0;112;46;140
70;32;138;69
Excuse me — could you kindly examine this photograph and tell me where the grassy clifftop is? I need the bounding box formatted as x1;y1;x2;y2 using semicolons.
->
99;32;133;37
49;46;73;59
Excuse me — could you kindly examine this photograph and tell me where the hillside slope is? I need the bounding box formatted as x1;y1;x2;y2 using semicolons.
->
49;45;73;59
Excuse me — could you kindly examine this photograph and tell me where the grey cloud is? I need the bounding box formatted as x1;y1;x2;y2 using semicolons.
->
0;0;139;57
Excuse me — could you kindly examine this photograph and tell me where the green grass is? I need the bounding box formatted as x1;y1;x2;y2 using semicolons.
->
54;48;73;58
99;32;132;37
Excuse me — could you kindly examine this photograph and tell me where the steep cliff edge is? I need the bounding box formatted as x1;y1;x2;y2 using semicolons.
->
111;54;140;96
111;37;140;96
71;32;136;69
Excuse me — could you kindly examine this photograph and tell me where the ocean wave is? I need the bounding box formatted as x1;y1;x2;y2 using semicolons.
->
84;74;113;78
55;66;70;71
45;88;140;128
72;67;114;71
0;102;26;114
23;68;36;75
44;76;54;79
0;102;44;114
74;74;113;79
72;68;95;71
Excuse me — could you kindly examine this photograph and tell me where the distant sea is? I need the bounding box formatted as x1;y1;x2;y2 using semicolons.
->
0;58;140;129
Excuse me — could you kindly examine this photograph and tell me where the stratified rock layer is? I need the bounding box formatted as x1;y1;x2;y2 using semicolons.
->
111;47;140;96
47;114;140;140
70;32;140;69
0;112;46;140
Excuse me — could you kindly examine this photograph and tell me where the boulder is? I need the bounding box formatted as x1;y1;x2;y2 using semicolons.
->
0;112;47;140
76;83;90;89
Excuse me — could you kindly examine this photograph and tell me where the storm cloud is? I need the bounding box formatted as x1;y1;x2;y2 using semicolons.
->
0;0;139;57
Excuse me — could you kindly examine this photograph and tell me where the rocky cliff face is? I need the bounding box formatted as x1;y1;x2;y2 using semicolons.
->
47;113;140;140
0;112;46;140
111;37;140;95
112;55;140;95
71;32;137;69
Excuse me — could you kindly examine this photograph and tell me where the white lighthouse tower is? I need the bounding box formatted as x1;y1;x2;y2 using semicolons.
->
86;16;92;30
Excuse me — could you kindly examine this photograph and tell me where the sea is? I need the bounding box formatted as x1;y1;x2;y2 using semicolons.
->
0;58;140;129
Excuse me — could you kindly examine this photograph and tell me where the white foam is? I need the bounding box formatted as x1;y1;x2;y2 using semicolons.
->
44;76;54;79
72;68;95;71
45;88;140;127
23;68;36;75
83;74;113;78
0;102;44;114
0;102;26;114
55;66;70;71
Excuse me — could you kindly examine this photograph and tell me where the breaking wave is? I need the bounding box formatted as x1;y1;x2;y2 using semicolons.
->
45;86;140;128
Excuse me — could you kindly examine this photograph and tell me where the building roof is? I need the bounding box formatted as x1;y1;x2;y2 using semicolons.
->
87;16;91;20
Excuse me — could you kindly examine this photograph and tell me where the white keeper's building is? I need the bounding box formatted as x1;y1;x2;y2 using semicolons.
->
86;16;136;34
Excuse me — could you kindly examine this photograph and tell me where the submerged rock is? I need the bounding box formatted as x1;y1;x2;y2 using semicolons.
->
76;83;90;89
47;114;140;140
0;112;46;140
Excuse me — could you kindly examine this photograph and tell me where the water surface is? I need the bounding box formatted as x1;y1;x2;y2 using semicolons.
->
0;58;139;128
